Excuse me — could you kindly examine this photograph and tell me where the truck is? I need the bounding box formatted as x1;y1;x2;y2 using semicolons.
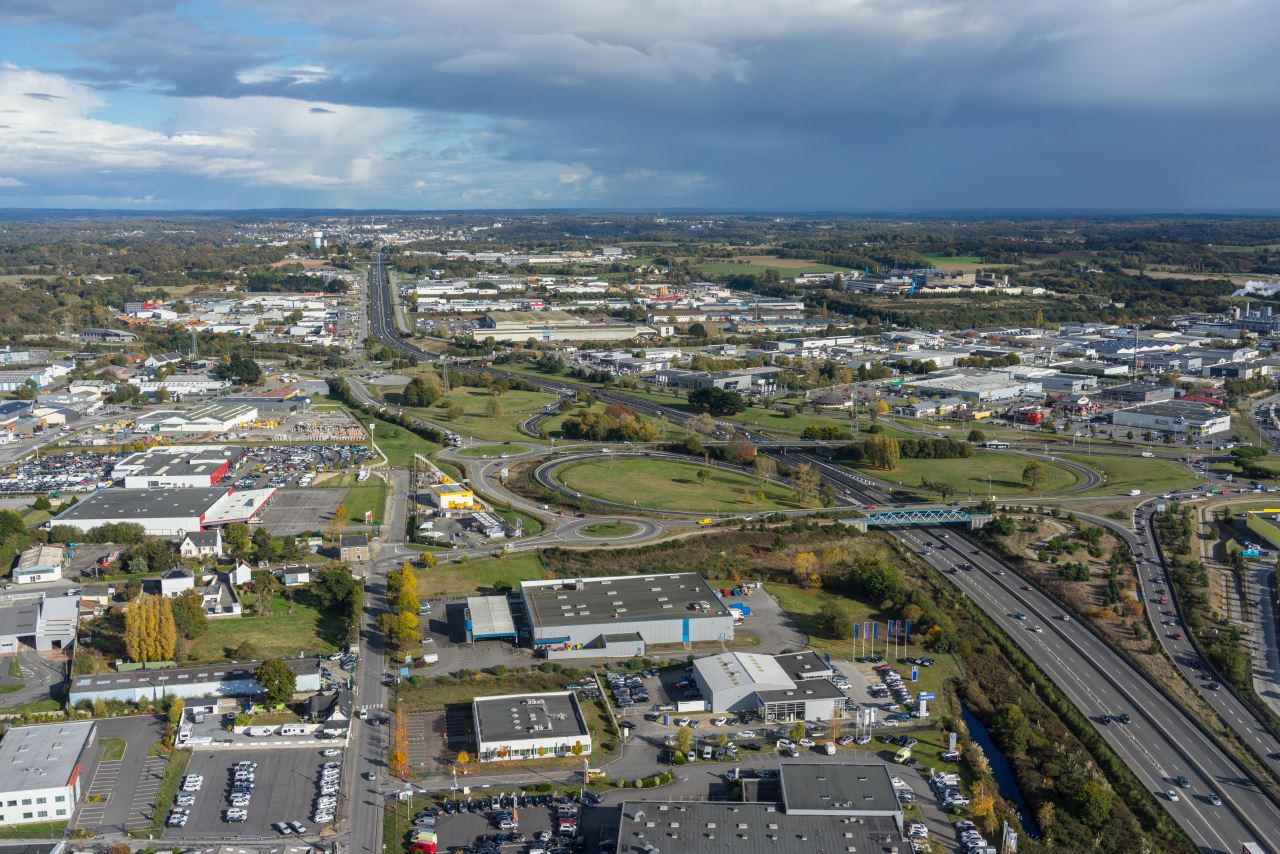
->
1141;451;1154;458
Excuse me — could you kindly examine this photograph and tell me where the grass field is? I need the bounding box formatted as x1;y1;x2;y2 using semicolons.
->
491;505;544;536
100;737;127;761
186;599;342;662
0;820;68;839
417;552;546;599
337;481;388;525
557;457;803;512
918;252;983;268
369;418;441;468
697;260;850;277
580;520;641;538
846;451;1079;499
457;444;530;457
1063;453;1199;497
143;748;190;838
766;582;959;701
405;386;559;443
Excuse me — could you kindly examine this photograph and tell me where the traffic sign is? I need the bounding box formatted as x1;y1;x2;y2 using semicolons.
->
918;692;936;701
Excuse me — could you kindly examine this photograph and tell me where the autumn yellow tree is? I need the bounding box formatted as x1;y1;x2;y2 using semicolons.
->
124;594;177;663
792;552;819;585
970;778;998;834
390;705;410;777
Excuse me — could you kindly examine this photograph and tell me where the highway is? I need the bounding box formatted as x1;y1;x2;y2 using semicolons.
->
362;252;1280;852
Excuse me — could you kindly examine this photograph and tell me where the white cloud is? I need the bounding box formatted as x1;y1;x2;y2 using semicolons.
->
236;65;334;86
0;176;24;187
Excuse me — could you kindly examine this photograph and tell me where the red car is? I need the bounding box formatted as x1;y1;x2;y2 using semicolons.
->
1171;632;1183;641
1022;584;1033;591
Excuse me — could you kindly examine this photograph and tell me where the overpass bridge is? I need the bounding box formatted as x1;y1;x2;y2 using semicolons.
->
840;507;994;533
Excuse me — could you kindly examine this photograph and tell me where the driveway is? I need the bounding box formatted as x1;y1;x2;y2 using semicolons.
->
72;715;167;834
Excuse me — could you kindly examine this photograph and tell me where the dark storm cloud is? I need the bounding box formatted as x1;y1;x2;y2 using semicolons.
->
1;0;1278;208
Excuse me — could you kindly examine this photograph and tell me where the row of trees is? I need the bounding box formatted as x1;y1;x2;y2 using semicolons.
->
379;562;421;650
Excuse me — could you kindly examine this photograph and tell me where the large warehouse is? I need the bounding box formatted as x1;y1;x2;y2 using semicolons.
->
67;658;323;705
472;691;591;763
135;403;257;433
0;595;77;653
111;444;243;488
49;486;276;537
0;720;96;827
1110;399;1231;437
692;651;844;721
518;573;735;658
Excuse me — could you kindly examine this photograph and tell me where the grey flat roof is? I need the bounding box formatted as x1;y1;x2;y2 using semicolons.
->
467;595;516;638
69;658;320;693
615;799;902;854
755;679;845;704
772;651;833;682
779;762;902;815
474;692;589;744
521;573;731;630
1116;399;1226;420
115;446;241;477
0;720;96;793
53;487;228;522
0;601;39;638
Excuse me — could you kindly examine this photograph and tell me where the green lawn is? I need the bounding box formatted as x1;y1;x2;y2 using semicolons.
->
7;657;19;679
100;737;127;761
845;451;1079;500
919;252;983;268
580;520;641;538
185;600;342;662
417;553;546;599
457;444;530;457
557;457;803;512
339;482;388;525
369;418;441;468
490;506;544;536
1063;453;1199;497
143;748;190;837
0;820;68;840
405;387;560;443
697;261;850;277
0;698;59;714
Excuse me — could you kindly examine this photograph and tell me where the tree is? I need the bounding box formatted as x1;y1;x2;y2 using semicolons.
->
123;594;176;663
154;386;170;403
873;399;890;417
687;322;708;339
819;599;854;637
255;570;280;616
688;387;746;415
484;397;504;418
171;589;208;639
696;467;710;487
403;374;444;407
789;463;821;503
967;429;987;444
445;402;464;420
793;551;819;585
1021;460;1045;492
865;435;900;470
223;522;251;558
970;778;997;834
789;721;805;741
390;706;410;777
13;379;36;400
455;750;471;765
1071;780;1113;829
728;433;757;464
676;726;693;756
222;354;262;385
753;455;777;482
32;494;51;511
689;412;717;435
254;658;297;704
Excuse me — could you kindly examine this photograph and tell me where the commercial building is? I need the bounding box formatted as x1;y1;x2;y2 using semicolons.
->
1094;381;1175;405
0;721;96;827
1110;400;1231;438
692;651;842;721
614;763;904;854
112;445;242;488
67;658;324;705
519;573;734;658
427;481;475;510
12;545;64;585
0;596;77;653
49;486;274;537
134;403;257;433
465;595;517;643
904;370;1040;401
654;367;782;394
472;692;591;762
478;311;656;343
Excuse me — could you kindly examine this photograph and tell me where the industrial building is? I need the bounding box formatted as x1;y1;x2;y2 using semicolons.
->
1094;381;1176;405
614;763;905;854
465;595;517;643
691;651;843;721
654;367;782;394
904;370;1041;401
478;311;656;343
12;545;64;585
112;445;242;488
426;481;475;510
0;595;77;654
134;403;257;433
67;658;323;705
49;486;276;537
472;692;592;762
1110;399;1231;437
0;720;97;827
518;573;735;658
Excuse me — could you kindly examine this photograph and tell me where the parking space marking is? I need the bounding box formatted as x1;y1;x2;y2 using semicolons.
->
72;758;121;829
126;756;168;830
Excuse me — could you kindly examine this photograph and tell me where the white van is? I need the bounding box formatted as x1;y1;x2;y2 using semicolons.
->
246;726;276;737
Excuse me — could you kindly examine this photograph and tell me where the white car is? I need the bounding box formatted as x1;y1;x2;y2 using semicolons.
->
322;748;341;757
674;717;691;727
313;812;334;823
711;717;728;727
798;738;816;748
225;808;248;822
776;739;794;750
1166;790;1180;802
735;730;757;739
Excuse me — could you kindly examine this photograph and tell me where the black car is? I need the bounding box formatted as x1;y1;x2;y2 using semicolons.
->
1099;714;1111;725
619;720;636;729
1118;713;1132;724
741;742;762;751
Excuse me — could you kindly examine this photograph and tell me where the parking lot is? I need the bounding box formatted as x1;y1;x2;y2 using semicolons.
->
167;747;346;840
231;442;378;490
0;449;123;494
257;488;347;535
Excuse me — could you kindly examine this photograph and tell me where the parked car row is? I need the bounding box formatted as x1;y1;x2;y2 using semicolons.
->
313;758;341;824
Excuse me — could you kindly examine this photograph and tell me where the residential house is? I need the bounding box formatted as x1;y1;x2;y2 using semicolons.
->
198;571;242;619
306;689;354;738
159;566;195;598
277;566;311;587
178;529;223;559
339;535;370;563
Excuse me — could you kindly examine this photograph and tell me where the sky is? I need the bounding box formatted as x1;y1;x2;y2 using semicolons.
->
0;0;1275;212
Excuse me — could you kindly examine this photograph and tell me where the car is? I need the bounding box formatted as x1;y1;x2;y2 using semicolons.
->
711;716;728;727
798;738;816;748
175;792;195;806
1207;792;1222;806
856;734;872;745
775;739;794;750
736;730;757;739
1166;789;1179;802
1118;713;1131;724
674;717;690;727
1171;632;1183;641
226;808;248;822
322;748;341;757
363;770;376;780
1013;612;1027;620
1029;625;1044;633
273;822;295;835
1176;775;1190;788
836;735;856;746
1099;714;1111;725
